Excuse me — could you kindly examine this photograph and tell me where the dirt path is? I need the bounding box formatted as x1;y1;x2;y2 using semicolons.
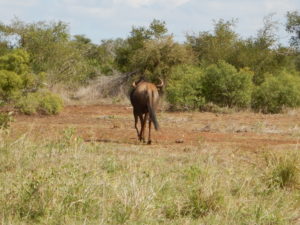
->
10;104;300;151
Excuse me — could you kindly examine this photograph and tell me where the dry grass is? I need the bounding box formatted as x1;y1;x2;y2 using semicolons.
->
50;75;131;106
1;128;300;225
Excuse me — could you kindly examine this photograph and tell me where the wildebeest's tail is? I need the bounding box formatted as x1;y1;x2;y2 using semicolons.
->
147;91;159;130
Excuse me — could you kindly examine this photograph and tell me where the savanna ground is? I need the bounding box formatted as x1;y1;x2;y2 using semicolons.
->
1;104;300;224
10;104;300;149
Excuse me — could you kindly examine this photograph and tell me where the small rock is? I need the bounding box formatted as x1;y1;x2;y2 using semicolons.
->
201;125;211;132
236;127;248;133
175;139;184;143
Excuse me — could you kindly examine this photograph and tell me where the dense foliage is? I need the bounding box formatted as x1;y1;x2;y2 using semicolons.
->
166;65;204;110
202;61;253;108
0;46;62;114
1;12;300;114
252;73;300;113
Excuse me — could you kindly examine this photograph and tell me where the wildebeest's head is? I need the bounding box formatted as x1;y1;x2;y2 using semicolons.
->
132;77;164;89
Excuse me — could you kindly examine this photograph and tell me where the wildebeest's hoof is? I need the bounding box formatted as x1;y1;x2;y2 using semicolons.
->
147;140;152;145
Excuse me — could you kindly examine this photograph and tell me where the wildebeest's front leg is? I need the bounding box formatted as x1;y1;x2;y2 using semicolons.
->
148;117;152;145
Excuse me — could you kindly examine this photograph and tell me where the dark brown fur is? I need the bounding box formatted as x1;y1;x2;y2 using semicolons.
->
130;79;162;144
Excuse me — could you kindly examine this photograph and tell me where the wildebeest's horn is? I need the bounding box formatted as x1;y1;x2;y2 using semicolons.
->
156;78;164;88
132;81;137;88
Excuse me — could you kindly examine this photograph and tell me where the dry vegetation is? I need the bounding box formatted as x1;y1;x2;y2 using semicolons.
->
50;75;132;106
1;105;300;224
0;131;299;224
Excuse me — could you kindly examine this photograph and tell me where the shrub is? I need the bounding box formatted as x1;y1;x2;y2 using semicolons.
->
251;73;300;113
0;50;46;103
39;92;64;115
0;70;23;101
16;93;40;115
0;49;30;75
21;72;46;91
17;92;63;115
166;65;205;110
202;61;253;108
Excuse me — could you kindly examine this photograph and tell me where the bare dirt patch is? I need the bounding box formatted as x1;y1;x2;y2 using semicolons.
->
10;104;300;151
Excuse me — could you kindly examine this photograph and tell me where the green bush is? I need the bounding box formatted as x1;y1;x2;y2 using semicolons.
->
202;61;253;108
21;72;46;91
39;92;64;115
0;50;46;103
0;70;23;101
16;93;40;115
251;73;300;113
0;49;30;75
166;65;205;110
17;92;63;115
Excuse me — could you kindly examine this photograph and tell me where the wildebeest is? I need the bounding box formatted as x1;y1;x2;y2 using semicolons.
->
130;77;163;144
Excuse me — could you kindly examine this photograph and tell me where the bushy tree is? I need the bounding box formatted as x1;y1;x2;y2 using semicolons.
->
115;19;169;73
231;38;294;85
115;19;194;84
202;61;253;108
130;36;194;82
187;17;295;85
71;36;119;77
186;19;238;66
5;19;87;85
6;19;68;71
237;15;292;85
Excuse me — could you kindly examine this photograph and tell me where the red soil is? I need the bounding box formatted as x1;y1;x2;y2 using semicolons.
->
10;104;300;151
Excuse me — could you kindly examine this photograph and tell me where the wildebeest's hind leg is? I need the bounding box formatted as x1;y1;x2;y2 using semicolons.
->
147;117;152;145
138;114;145;142
140;113;148;143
